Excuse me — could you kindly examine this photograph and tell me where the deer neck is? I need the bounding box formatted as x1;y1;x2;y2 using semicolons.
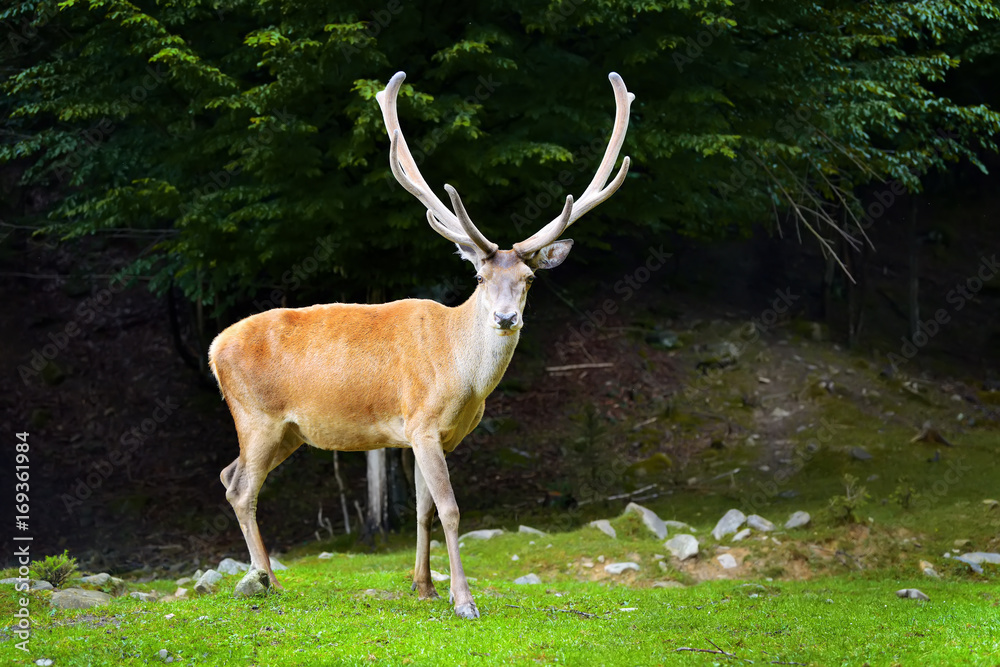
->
449;289;520;398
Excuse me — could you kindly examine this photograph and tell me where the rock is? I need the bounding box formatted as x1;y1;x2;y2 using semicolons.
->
664;534;699;561
192;569;204;581
953;556;983;574
957;552;1000;565
194;569;224;594
318;552;334;559
174;588;189;598
430;540;442;549
652;581;686;588
269;557;288;571
233;568;269;598
731;528;751;542
130;591;157;602
771;407;791;419
604;562;640;574
31;580;54;591
511;554;519;561
589;519;617;538
716;554;738;569
746;514;775;532
514;573;542;585
919;561;939;578
664;520;696;533
35;659;53;666
458;529;504;541
430;570;450;582
712;509;746;540
518;525;545;536
850;447;873;461
218;558;250;575
78;572;126;594
784;511;811;529
895;588;930;601
175;577;192;586
623;502;668;540
983;499;999;509
51;588;113;610
658;561;668;571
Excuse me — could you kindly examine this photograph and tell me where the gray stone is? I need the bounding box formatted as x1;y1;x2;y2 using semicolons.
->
957;552;1000;565
430;540;442;549
652;581;686;588
458;529;504;541
712;509;746;540
194;569;224;594
130;591;157;602
318;552;334;559
430;570;450;582
233;568;269;598
784;511;811;529
514;573;542;585
664;520;696;532
895;588;930;601
664;534;699;561
217;558;250;575
716;554;738;569
518;525;546;536
175;577;192;586
731;528;751;542
746;514;775;532
78;573;126;595
269;557;288;571
850;447;873;461
623;502;668;540
589;519;617;538
51;588;112;610
31;580;54;591
604;562;640;574
0;578;20;585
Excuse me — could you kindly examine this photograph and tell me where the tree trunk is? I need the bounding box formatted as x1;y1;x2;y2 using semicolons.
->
365;449;387;537
908;198;920;339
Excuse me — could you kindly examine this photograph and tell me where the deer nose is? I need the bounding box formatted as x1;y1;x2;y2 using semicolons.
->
494;311;519;330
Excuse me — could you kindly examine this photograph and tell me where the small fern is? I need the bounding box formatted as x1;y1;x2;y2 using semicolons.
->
30;551;78;587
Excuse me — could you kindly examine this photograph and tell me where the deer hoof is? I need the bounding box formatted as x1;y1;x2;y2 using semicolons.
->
234;567;270;598
411;582;440;600
454;602;480;619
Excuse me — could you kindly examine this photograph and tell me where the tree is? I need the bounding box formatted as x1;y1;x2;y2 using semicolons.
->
4;0;999;531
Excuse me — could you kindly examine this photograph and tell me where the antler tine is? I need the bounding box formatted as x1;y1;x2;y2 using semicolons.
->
514;72;634;257
377;71;496;253
445;185;498;257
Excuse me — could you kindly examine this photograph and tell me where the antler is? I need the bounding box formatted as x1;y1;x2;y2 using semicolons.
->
376;72;498;257
513;72;634;258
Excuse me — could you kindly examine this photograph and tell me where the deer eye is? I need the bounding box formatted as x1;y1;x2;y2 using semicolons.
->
526;275;535;285
476;275;484;284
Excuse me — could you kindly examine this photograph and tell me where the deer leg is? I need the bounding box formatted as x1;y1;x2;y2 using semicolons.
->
410;441;478;619
411;461;440;600
222;426;301;590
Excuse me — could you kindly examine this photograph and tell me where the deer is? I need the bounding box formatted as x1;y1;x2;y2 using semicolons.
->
208;70;633;619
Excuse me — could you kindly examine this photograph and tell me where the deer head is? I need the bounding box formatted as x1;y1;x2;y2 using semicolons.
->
375;71;634;335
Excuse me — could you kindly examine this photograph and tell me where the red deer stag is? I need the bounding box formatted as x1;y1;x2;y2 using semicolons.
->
209;71;633;618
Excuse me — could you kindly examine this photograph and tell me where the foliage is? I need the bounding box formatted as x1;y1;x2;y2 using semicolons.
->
891;476;922;510
1;0;999;315
826;473;872;524
29;550;78;587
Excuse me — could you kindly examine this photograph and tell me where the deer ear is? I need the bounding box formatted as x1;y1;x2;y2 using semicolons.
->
526;239;573;270
455;242;483;269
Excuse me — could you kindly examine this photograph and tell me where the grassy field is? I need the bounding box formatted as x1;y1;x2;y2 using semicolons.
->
1;516;998;666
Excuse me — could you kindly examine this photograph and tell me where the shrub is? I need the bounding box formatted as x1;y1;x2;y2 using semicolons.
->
30;551;78;587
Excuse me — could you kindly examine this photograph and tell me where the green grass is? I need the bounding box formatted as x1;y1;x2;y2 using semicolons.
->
1;532;998;666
